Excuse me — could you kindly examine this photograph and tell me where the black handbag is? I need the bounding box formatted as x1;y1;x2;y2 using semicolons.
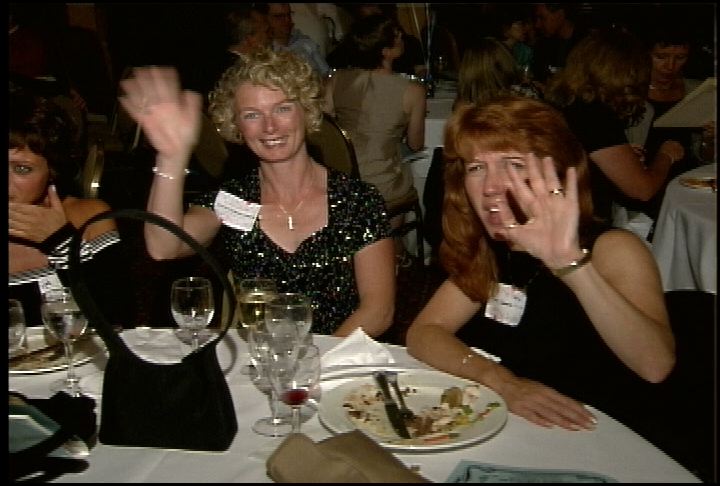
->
67;208;238;452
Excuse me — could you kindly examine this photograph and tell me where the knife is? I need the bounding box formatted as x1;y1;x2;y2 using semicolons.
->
373;371;411;439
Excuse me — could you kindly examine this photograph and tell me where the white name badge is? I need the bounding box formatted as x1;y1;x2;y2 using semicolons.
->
213;190;261;232
37;273;64;297
484;283;527;327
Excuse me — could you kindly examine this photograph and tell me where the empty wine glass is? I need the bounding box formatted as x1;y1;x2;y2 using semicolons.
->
236;277;277;373
9;299;27;357
40;288;88;396
248;325;293;437
265;293;313;346
268;343;321;434
170;277;215;352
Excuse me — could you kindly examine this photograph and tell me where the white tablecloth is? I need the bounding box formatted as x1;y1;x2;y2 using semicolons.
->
9;329;700;483
652;163;717;294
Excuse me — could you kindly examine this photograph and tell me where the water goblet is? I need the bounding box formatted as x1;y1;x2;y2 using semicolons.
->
248;325;293;437
40;288;88;396
9;299;27;357
265;292;313;346
268;343;321;434
236;277;278;373
170;277;215;352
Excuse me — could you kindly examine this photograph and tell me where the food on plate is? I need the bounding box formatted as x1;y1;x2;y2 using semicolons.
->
679;176;716;191
342;382;501;444
440;386;463;408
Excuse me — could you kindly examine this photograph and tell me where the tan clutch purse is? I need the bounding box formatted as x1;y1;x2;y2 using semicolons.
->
266;431;431;483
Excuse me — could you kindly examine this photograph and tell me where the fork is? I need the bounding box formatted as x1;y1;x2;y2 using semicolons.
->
385;371;416;420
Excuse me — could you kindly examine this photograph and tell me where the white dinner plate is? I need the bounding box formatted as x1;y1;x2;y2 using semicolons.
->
318;369;507;452
9;327;105;375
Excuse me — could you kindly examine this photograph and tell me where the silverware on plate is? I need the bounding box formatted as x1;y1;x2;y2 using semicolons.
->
385;371;416;421
373;370;411;439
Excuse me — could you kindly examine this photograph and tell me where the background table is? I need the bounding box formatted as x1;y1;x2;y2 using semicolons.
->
9;329;700;483
652;162;716;294
404;94;454;262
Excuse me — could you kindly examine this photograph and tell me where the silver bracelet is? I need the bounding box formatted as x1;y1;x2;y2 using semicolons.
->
152;167;190;180
552;248;591;277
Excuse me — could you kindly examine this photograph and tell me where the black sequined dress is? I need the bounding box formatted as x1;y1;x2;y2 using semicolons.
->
195;168;391;334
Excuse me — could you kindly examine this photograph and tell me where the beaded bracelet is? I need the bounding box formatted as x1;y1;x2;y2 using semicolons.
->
152;167;190;180
552;248;591;277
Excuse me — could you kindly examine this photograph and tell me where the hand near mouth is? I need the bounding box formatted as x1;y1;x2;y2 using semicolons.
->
499;155;585;271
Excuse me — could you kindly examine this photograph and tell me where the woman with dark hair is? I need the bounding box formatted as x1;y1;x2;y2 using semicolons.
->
323;13;426;258
544;29;685;225
9;87;131;328
406;96;674;434
641;19;714;170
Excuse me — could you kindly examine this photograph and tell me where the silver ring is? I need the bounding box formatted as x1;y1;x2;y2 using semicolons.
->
549;188;564;196
506;223;518;229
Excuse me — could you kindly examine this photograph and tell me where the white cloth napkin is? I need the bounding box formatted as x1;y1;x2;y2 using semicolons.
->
120;327;191;364
80;328;216;397
320;327;395;369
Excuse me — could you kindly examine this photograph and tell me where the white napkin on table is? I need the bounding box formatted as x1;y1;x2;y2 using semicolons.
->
320;327;395;369
120;327;190;364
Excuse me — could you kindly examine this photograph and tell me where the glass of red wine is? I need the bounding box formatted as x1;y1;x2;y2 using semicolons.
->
268;344;320;433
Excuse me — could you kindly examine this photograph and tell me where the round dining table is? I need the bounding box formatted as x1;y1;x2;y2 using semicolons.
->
652;162;717;294
9;328;700;483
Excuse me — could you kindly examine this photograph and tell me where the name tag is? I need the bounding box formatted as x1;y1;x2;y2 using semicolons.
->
37;273;64;297
484;283;527;327
213;190;261;232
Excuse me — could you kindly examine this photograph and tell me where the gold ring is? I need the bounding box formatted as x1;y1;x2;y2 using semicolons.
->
549;188;564;196
506;223;518;229
525;218;536;225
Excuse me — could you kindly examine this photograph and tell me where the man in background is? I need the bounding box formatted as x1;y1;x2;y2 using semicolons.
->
531;3;587;85
226;5;272;58
267;3;330;77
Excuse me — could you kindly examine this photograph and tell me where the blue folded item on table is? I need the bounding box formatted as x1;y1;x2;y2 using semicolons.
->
446;460;617;483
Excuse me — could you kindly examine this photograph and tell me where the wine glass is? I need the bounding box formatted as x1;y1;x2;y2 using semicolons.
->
40;288;88;396
265;293;313;346
268;343;321;434
236;277;278;373
170;277;215;352
9;299;27;357
247;325;293;437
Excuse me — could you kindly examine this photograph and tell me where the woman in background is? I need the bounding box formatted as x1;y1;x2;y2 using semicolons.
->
544;29;684;225
323;13;426;260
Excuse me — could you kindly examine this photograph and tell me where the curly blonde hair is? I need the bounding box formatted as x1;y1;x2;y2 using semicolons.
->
208;48;323;144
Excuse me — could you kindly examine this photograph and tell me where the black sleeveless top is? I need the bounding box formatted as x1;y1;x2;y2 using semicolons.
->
456;226;661;431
